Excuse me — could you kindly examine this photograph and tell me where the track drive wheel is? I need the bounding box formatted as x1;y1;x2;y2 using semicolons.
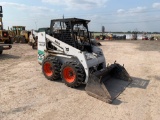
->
61;61;85;87
42;56;61;81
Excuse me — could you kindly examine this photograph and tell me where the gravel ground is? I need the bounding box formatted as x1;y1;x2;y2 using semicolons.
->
0;40;160;120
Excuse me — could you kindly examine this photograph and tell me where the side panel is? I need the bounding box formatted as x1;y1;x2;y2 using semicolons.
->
38;32;46;64
92;45;106;67
45;34;90;83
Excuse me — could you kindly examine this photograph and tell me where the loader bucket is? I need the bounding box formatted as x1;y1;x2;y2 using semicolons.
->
85;63;132;103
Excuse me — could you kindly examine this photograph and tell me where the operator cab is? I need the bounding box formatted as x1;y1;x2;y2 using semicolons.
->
49;18;92;52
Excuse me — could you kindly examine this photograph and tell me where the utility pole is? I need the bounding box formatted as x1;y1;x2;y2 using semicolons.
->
102;26;105;35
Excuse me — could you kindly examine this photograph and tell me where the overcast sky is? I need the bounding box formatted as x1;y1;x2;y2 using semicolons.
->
0;0;160;32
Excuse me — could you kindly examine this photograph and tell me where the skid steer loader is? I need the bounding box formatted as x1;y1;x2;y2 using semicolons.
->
38;18;132;103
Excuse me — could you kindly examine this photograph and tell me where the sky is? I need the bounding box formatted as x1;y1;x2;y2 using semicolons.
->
0;0;160;32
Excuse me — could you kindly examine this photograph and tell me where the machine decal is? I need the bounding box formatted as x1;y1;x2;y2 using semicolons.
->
38;50;45;61
55;40;60;45
39;42;45;46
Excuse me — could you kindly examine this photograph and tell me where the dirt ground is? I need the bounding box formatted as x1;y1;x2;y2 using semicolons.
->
0;40;160;120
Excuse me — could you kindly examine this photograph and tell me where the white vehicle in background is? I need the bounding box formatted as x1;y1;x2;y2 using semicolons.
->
29;28;50;49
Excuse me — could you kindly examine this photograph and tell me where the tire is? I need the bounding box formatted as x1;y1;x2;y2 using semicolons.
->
15;36;20;43
61;61;85;87
12;37;16;43
32;43;35;49
7;37;13;44
32;42;37;49
0;50;3;54
19;36;26;43
4;39;11;44
9;38;13;44
4;40;8;44
28;42;32;46
42;56;61;81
